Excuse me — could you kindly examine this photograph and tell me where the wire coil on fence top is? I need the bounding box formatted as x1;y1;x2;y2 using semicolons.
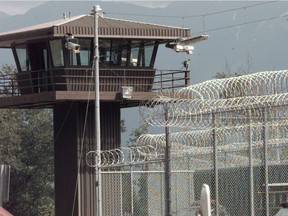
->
86;145;158;168
87;70;288;167
140;70;288;128
136;121;288;169
135;70;288;170
178;70;288;100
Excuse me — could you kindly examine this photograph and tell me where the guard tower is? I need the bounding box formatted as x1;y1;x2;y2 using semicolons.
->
0;10;194;216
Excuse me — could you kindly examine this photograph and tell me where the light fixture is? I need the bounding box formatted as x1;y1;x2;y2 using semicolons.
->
173;44;194;54
166;34;208;54
121;86;134;99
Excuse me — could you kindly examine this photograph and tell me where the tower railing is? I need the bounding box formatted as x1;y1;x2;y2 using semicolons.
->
0;68;190;96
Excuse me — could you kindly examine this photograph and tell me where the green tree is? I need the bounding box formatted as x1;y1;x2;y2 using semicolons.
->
128;121;149;145
214;71;243;79
2;109;54;216
0;65;54;215
121;119;126;133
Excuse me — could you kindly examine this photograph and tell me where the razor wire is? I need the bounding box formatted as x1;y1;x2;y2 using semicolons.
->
136;121;288;170
140;70;288;128
134;70;288;169
177;70;288;100
87;70;288;167
86;145;159;168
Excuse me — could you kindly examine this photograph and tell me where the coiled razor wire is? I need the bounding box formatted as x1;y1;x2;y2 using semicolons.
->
140;70;288;128
177;70;288;100
86;145;158;168
136;121;288;170
86;70;288;167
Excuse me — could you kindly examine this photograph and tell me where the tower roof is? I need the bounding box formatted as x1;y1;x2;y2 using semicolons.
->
0;15;191;48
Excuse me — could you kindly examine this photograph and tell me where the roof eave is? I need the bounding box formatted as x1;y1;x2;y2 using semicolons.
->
0;15;191;48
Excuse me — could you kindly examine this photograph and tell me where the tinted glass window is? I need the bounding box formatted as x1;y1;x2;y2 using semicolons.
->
50;40;64;67
15;45;29;71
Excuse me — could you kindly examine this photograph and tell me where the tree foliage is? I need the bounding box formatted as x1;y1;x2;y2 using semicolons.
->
0;65;54;215
120;119;126;133
2;109;54;216
128;122;149;145
214;71;244;79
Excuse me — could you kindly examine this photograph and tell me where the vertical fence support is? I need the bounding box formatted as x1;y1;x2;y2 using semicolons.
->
248;109;255;216
212;112;219;216
164;105;172;216
171;73;174;92
263;108;269;216
160;70;163;92
184;61;190;86
189;158;195;205
130;152;134;215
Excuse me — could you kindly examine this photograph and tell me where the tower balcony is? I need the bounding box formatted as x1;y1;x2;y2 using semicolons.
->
0;67;189;108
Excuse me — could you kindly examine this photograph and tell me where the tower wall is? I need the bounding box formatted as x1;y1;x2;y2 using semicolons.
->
53;102;120;216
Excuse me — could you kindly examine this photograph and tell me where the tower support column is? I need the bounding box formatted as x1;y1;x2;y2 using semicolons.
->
53;102;121;216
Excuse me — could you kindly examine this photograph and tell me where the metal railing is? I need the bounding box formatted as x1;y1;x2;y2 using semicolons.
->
153;69;190;92
0;68;190;97
0;74;18;96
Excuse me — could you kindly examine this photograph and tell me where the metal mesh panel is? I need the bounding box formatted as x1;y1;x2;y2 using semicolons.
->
102;173;122;216
170;171;195;215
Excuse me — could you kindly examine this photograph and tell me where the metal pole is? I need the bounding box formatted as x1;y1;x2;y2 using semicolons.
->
248;110;255;216
212;112;219;216
164;105;172;216
93;5;102;216
130;152;134;215
263;108;269;216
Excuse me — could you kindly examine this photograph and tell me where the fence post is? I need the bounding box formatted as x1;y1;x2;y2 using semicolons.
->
185;69;190;87
164;104;172;216
160;70;163;92
130;151;134;215
172;73;174;92
212;112;219;216
189;158;195;204
248;109;255;216
262;108;269;216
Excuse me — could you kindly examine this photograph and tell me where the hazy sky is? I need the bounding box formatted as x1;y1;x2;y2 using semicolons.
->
0;1;263;15
0;1;46;15
0;1;172;15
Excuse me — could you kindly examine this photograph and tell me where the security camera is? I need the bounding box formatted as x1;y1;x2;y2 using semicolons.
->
64;33;81;53
65;41;81;53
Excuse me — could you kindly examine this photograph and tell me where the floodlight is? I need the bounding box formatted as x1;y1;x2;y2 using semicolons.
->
166;34;208;55
121;86;134;99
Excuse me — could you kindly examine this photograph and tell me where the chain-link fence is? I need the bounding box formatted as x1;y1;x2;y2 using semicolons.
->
96;70;288;216
101;168;196;216
101;128;288;216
